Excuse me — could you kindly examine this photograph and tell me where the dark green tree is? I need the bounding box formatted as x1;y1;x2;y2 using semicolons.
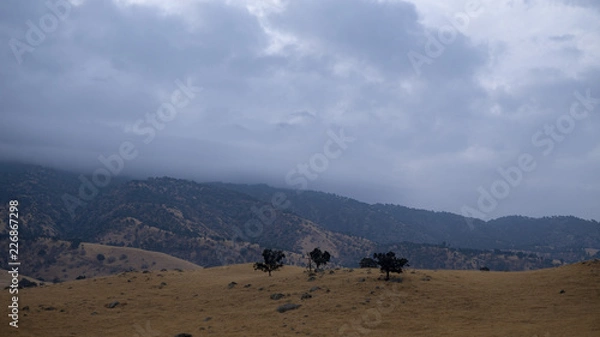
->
254;249;285;276
359;257;378;268
373;251;408;280
309;248;331;271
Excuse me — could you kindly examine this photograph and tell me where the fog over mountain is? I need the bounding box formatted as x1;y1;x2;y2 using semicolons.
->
1;0;599;221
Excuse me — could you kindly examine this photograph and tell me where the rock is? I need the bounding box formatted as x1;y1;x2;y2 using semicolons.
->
309;286;321;292
106;301;120;309
277;303;301;313
174;334;192;337
203;317;212;322
158;282;167;289
75;275;86;280
559;289;565;294
244;284;252;288
228;282;237;289
307;276;316;282
91;311;98;315
358;278;366;283
270;293;285;300
329;270;335;274
301;293;312;300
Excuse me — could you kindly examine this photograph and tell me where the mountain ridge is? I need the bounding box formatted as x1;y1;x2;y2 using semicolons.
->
1;163;598;281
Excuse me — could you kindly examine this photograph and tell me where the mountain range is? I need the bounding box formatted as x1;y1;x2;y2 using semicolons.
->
1;162;599;281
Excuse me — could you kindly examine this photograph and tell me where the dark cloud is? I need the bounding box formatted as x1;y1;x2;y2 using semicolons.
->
1;0;599;221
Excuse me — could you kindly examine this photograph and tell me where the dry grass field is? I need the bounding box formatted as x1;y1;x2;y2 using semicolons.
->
2;260;599;337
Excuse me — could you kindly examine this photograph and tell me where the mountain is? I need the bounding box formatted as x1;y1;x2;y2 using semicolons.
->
1;163;598;281
214;183;600;251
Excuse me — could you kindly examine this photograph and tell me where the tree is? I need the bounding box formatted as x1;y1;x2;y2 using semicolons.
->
359;257;378;268
373;251;409;280
309;248;331;271
254;249;285;276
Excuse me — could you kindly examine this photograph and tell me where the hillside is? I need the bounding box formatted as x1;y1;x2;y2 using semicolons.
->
0;239;202;285
0;163;597;277
3;260;599;337
216;183;600;252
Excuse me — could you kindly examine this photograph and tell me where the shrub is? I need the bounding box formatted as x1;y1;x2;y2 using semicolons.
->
359;257;378;268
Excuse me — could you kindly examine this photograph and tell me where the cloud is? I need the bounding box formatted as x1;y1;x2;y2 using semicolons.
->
1;0;599;221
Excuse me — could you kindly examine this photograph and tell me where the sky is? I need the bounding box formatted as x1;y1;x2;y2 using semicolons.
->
1;0;599;221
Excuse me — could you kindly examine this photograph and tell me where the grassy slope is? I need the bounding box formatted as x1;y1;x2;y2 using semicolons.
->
0;241;202;287
3;260;599;337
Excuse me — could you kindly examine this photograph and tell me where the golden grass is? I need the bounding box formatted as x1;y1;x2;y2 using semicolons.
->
2;260;599;337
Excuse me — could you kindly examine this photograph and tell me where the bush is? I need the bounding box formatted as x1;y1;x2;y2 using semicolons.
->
107;256;116;264
96;253;105;262
359;257;378;268
119;254;128;260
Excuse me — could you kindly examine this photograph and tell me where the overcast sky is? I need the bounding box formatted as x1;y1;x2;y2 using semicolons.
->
1;0;599;221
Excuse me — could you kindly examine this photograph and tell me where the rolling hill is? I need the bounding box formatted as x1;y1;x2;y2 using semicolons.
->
1;163;598;281
0;238;202;285
3;260;599;336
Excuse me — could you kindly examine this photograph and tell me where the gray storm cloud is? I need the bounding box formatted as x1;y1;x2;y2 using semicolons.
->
1;0;599;221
